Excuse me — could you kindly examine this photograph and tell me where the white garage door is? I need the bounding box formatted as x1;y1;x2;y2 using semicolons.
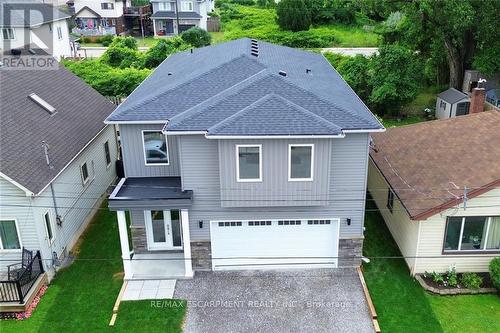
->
210;218;339;270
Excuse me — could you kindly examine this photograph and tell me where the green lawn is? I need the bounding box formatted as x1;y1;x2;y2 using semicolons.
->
381;115;426;128
80;37;157;48
1;204;185;333
363;197;500;333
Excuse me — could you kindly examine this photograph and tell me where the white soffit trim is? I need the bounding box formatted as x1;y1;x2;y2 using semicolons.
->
205;134;346;139
0;172;34;196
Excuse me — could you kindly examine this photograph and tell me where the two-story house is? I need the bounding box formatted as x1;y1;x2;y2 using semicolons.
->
70;0;131;36
0;1;72;59
105;39;384;280
150;0;213;36
0;61;117;307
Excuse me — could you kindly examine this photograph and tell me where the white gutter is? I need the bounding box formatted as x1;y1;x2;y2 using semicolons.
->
163;131;207;135
205;134;346;139
343;128;386;133
0;172;34;196
104;120;168;125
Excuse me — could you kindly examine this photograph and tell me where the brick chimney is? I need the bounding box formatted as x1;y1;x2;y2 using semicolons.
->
469;87;485;114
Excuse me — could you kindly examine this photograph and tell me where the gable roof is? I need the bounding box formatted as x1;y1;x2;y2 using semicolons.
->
0;62;116;195
106;38;383;136
438;88;469;104
0;1;70;27
74;5;101;18
370;110;500;220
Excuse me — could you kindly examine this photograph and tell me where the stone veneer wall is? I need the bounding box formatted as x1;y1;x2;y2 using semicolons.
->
191;241;212;271
130;225;147;253
338;238;363;267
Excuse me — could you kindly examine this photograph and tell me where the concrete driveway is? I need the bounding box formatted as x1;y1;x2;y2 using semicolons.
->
174;269;374;333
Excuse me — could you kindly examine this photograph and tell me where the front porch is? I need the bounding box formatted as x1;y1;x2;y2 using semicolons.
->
109;177;194;280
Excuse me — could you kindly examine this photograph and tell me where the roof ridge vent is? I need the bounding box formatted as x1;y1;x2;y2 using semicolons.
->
28;93;56;115
250;39;259;57
278;70;287;77
251;50;259;57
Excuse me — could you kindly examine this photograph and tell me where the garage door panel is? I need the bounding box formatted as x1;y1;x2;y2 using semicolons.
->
211;219;339;270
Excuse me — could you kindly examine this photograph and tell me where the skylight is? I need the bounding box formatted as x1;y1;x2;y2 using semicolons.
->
28;93;56;115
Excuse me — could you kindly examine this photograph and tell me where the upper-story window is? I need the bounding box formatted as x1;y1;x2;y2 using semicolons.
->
0;219;21;250
444;216;500;252
236;145;262;182
101;2;115;10
81;162;90;185
181;1;194;11
288;144;313;181
44;211;55;245
2;28;15;40
142;131;169;165
104;141;112;167
158;2;172;11
57;26;63;40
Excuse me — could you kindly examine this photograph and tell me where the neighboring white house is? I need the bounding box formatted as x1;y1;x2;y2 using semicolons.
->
70;0;131;36
150;0;213;36
368;111;500;275
0;1;72;59
0;61;118;284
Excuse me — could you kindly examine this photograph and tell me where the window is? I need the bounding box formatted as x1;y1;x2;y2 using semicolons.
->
81;162;89;185
104;141;112;167
288;144;313;181
158;2;172;11
278;220;301;225
218;221;242;227
387;188;394;213
101;2;114;9
2;28;15;40
0;220;21;250
440;100;447;110
307;220;331;225
444;216;500;252
249;221;272;226
44;212;55;245
181;1;194;11
236;145;261;182
142;131;169;165
56;26;63;40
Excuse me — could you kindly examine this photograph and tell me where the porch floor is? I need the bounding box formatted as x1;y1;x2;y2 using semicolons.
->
129;252;187;280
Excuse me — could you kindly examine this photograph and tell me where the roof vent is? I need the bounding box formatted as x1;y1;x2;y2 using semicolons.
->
306;68;312;74
190;48;193;54
250;40;259;57
251;50;259;57
168;72;173;76
278;70;287;77
28;93;56;115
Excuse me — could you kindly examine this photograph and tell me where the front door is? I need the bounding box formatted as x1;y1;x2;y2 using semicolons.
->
145;210;183;250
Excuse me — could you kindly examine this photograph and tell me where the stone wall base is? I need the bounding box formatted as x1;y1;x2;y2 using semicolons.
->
130;225;147;253
338;238;363;268
191;241;212;271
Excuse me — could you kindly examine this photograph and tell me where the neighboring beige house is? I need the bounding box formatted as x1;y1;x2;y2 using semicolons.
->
368;110;500;275
69;0;131;35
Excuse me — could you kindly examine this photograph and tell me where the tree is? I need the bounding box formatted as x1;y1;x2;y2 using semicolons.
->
401;0;500;88
276;0;311;32
181;27;212;48
142;37;190;68
337;55;371;103
368;45;423;115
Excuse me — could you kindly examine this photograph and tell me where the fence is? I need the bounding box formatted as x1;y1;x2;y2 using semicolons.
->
207;17;221;32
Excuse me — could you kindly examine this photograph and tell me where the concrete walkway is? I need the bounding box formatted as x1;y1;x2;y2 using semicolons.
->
175;269;374;333
122;279;176;300
321;47;379;57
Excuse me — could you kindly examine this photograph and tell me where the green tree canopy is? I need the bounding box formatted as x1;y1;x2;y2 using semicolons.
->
276;0;311;32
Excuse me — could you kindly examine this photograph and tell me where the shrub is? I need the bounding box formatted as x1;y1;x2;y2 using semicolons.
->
460;272;483;289
490;257;500;291
276;0;311;32
109;36;138;50
98;34;114;46
181;27;212;47
425;271;444;284
101;45;142;68
142;37;190;68
445;266;458;288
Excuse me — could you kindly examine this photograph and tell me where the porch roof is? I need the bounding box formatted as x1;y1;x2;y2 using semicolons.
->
108;177;193;210
151;11;202;20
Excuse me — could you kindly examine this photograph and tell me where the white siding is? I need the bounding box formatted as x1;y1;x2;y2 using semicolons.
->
415;186;500;273
367;159;420;272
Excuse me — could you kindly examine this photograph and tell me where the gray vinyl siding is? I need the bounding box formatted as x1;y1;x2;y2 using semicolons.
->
0;179;39;273
119;124;181;178
0;125;118;273
178;134;369;241
218;139;330;207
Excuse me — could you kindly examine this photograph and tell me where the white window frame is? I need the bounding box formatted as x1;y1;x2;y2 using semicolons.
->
43;210;56;246
236;144;262;182
80;161;90;185
181;1;194;11
101;2;114;10
56;26;63;40
288;144;314;182
2;28;15;40
158;2;172;11
0;218;22;252
104;140;112;168
142;130;170;166
443;216;500;253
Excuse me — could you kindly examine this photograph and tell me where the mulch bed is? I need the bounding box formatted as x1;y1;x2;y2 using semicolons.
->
421;272;493;290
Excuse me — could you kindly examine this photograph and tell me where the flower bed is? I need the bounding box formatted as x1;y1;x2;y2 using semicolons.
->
0;285;48;320
417;271;496;295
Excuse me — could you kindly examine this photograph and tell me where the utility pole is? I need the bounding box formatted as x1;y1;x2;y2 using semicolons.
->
175;0;180;35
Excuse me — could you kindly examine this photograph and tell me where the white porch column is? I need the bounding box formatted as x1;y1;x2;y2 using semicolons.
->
117;210;132;279
181;209;193;277
152;19;157;37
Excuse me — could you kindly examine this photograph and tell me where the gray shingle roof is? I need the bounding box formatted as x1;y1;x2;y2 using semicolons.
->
107;38;383;135
151;11;202;19
438;88;469;104
0;1;70;27
0;62;116;194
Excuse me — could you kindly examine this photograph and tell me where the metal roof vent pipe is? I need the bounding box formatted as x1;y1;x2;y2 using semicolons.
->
279;70;287;77
190;48;193;54
306;68;312;74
